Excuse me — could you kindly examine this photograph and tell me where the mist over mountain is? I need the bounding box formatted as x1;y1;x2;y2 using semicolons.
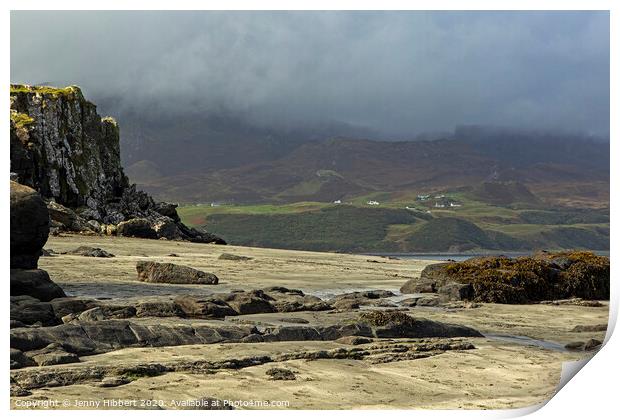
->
10;10;610;206
113;112;608;206
11;11;610;138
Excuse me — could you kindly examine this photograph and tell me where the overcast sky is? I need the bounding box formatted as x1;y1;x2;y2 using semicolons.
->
10;11;610;137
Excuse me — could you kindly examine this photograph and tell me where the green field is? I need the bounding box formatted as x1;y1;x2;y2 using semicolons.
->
177;193;609;253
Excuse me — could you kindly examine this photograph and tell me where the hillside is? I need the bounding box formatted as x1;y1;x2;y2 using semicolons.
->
113;113;609;208
178;197;610;253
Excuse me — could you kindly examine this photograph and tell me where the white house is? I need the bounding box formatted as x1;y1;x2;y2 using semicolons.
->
333;200;342;204
367;200;380;206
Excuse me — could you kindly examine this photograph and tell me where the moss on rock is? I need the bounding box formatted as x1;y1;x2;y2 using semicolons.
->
10;84;84;100
10;111;34;129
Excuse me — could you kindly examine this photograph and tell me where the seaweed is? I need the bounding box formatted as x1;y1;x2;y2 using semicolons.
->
438;251;609;303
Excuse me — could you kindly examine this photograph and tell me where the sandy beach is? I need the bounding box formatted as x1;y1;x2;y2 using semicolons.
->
10;234;608;410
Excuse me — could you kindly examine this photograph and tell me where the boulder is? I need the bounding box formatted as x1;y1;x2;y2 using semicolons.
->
10;269;66;302
117;218;158;239
67;246;115;258
10;181;49;269
358;311;483;339
400;279;436;294
173;295;237;318
46;201;92;233
136;261;219;284
220;290;275;315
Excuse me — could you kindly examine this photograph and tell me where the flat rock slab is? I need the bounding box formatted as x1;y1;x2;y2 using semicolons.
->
9;312;482;367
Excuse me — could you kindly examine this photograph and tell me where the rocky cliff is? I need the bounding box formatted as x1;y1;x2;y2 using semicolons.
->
10;85;224;244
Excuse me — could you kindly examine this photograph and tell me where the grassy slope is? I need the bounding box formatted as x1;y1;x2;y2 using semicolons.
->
199;205;418;252
178;193;609;253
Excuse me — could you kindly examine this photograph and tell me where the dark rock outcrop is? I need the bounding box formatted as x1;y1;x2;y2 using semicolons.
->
10;181;49;269
136;261;219;285
10;85;224;244
10;269;66;302
46;201;93;234
10;181;66;303
401;252;610;304
117;218;158;239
